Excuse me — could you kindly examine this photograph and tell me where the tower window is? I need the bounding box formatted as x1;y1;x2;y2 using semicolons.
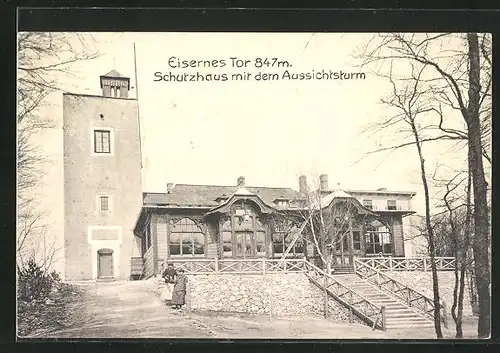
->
99;196;110;212
94;130;111;154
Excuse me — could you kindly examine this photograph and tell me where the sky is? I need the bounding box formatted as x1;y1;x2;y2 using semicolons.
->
32;32;480;234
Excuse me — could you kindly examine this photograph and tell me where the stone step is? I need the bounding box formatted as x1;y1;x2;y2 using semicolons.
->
316;274;437;331
386;317;432;323
386;312;427;318
385;324;435;329
361;296;395;301
385;308;422;313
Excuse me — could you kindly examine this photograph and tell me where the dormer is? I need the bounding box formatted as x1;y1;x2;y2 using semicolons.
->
215;194;229;204
273;196;289;208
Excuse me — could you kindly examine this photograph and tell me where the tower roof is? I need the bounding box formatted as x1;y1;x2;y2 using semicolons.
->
99;69;130;89
102;69;126;78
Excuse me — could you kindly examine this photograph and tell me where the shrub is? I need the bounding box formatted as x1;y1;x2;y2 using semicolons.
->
17;260;55;302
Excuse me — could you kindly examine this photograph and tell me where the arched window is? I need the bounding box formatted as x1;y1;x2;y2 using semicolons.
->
169;218;205;257
364;220;392;255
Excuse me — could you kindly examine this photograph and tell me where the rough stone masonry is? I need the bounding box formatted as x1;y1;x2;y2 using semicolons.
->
155;273;362;323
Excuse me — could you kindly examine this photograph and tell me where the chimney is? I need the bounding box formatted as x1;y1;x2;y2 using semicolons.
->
319;174;329;192
237;176;246;188
166;183;174;194
299;175;308;194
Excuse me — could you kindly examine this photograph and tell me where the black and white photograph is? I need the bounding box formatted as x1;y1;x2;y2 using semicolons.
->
16;29;492;340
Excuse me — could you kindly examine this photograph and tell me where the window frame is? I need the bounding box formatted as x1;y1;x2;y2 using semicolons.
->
97;194;112;213
271;219;305;257
387;199;397;210
168;217;206;258
362;199;373;210
364;225;393;255
91;127;115;156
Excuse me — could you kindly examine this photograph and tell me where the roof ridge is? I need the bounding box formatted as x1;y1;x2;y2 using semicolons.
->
146;183;298;191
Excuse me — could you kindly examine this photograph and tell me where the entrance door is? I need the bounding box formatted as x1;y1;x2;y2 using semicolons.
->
98;249;114;278
234;232;256;258
334;231;352;266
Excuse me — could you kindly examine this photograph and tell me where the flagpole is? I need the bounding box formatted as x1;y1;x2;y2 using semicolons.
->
133;43;143;169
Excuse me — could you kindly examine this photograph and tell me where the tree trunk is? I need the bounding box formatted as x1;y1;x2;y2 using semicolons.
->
451;258;459;332
411;121;443;338
466;33;491;338
456;265;466;338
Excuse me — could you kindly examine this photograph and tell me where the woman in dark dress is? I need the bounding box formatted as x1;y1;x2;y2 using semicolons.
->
170;268;188;309
161;263;177;305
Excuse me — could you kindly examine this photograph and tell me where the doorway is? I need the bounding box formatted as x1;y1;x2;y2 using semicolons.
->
234;232;256;258
333;228;362;267
98;248;114;278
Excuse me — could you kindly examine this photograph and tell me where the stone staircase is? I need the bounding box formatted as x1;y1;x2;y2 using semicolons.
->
333;274;435;330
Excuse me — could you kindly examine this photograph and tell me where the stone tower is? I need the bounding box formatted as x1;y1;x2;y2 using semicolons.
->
62;70;142;280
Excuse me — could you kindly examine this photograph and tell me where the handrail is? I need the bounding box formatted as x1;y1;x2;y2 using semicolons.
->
354;258;447;328
302;260;385;331
355;257;455;272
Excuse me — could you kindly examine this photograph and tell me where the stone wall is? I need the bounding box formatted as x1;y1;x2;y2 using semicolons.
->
387;271;474;317
156;273;363;324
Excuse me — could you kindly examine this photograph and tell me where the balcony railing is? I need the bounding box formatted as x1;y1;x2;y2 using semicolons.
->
355;257;455;272
366;204;412;211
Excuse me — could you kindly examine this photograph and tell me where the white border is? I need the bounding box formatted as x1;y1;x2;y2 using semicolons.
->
87;225;122;279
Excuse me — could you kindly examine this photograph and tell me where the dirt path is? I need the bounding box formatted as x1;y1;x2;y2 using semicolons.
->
25;280;478;339
28;280;215;339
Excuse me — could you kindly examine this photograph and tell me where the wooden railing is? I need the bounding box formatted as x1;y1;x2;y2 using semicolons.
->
166;258;307;275
354;259;447;328
303;260;386;331
355;257;455;272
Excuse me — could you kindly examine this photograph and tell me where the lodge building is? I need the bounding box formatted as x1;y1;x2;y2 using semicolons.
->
132;174;416;279
62;70;416;281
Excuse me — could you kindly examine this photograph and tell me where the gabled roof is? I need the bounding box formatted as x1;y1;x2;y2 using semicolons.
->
311;189;377;216
142;184;302;209
319;189;355;208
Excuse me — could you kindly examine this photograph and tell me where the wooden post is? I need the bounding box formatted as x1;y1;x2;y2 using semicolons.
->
389;256;393;272
215;256;219;274
323;275;328;318
186;281;192;313
381;306;386;331
262;258;266;275
268;271;273;321
349;306;353;323
423;257;427;271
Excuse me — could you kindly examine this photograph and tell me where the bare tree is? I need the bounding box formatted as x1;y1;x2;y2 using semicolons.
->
356;33;491;338
432;172;473;338
283;176;375;275
17;32;99;271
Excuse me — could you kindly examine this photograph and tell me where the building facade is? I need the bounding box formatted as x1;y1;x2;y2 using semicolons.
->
63;70;142;280
62;71;416;281
133;175;416;279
